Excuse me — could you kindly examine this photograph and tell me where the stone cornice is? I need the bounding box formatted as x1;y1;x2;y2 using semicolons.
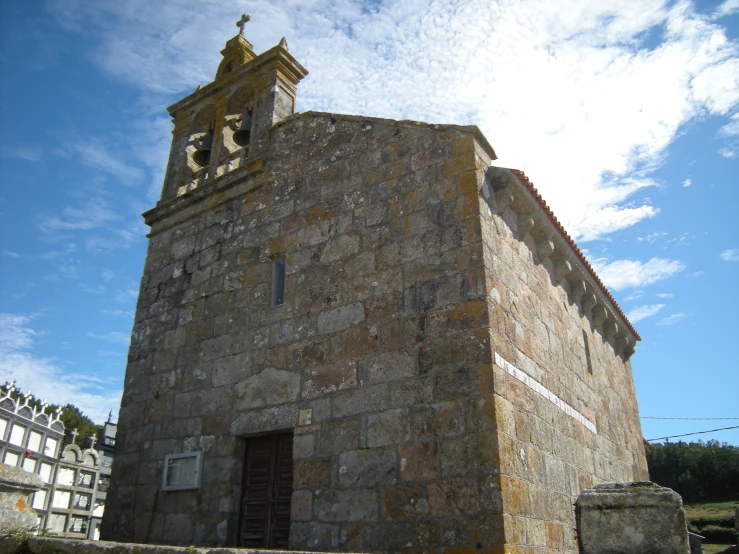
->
143;156;265;235
484;166;639;359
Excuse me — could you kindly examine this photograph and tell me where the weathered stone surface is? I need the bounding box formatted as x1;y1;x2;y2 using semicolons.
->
398;441;439;481
233;367;300;410
367;409;411;447
0;463;43;532
317;303;365;335
313;490;377;523
577;482;691;554
337;448;397;488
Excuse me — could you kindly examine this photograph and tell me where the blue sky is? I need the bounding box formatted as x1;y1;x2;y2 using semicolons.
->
0;0;737;444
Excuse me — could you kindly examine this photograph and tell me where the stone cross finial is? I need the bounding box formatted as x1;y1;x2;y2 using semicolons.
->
70;428;78;445
89;435;97;449
236;14;250;36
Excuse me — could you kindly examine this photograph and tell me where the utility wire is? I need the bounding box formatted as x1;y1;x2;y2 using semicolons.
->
646;425;739;442
641;417;739;420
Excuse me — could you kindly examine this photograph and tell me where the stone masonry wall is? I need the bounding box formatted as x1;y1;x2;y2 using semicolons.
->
102;112;504;551
478;165;649;553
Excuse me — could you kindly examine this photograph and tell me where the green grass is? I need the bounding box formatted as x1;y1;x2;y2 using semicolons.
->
684;501;738;553
684;500;739;520
703;545;735;554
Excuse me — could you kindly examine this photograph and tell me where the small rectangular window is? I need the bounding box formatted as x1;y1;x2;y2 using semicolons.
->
583;330;593;375
0;417;7;440
271;260;286;307
162;451;203;491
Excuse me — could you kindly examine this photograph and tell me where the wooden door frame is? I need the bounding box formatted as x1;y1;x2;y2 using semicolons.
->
238;431;294;548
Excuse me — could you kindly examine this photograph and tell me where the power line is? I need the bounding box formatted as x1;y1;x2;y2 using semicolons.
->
641;417;739;420
646;425;739;442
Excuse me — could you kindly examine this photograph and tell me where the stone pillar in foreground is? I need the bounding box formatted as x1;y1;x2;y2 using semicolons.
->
0;463;43;531
576;482;690;554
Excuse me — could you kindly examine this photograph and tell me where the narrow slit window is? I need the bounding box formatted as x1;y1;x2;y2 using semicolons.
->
583;330;593;375
271;260;286;307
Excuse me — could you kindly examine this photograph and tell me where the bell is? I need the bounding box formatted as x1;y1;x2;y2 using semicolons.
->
233;108;253;147
193;130;213;167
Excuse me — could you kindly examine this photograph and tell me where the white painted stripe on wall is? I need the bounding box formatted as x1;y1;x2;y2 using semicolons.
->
494;352;598;434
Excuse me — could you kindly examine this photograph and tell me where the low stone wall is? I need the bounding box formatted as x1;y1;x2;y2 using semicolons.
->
12;538;359;554
576;481;690;554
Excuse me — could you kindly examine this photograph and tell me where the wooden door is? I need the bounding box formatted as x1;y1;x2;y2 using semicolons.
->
240;433;293;548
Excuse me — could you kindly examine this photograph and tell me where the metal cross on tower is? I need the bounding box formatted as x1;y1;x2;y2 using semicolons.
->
236;14;250;36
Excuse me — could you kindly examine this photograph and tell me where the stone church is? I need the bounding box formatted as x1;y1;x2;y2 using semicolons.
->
102;18;648;553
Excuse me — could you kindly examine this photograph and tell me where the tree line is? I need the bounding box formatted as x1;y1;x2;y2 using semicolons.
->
646;440;739;503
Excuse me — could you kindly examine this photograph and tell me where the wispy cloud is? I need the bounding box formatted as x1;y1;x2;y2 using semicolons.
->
86;331;131;345
100;309;134;318
712;0;739;19
1;145;42;162
68;140;145;182
0;313;120;423
37;197;120;233
114;286;139;304
720;249;739;262
657;313;687;326
2;250;21;258
656;293;674;298
682;178;692;187
638;231;667;244
627;304;666;323
592;257;685;290
45;0;739;242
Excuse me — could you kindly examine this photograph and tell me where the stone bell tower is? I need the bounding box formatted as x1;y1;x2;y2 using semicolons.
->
158;16;307;201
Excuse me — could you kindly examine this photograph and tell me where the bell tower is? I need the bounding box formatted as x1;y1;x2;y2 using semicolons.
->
157;15;308;201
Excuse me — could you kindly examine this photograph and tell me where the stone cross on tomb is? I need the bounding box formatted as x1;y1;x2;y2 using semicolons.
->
89;434;97;449
236;14;250;36
70;428;78;445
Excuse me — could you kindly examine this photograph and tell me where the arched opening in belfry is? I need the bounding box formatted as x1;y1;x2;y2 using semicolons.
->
226;85;256;152
188;105;217;170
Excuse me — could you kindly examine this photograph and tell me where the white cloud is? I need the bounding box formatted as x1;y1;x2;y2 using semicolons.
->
627;304;665;323
68;140;145;182
720;249;739;261
682;178;692;187
86;331;131;345
657;313;687;325
712;0;739;20
687;270;705;278
656;292;674;298
2;250;21;258
718;145;738;158
718;112;739;136
638;231;667;243
45;0;739;242
1;145;42;162
114;286;139;304
37;197;120;233
591;257;685;290
0;313;120;423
